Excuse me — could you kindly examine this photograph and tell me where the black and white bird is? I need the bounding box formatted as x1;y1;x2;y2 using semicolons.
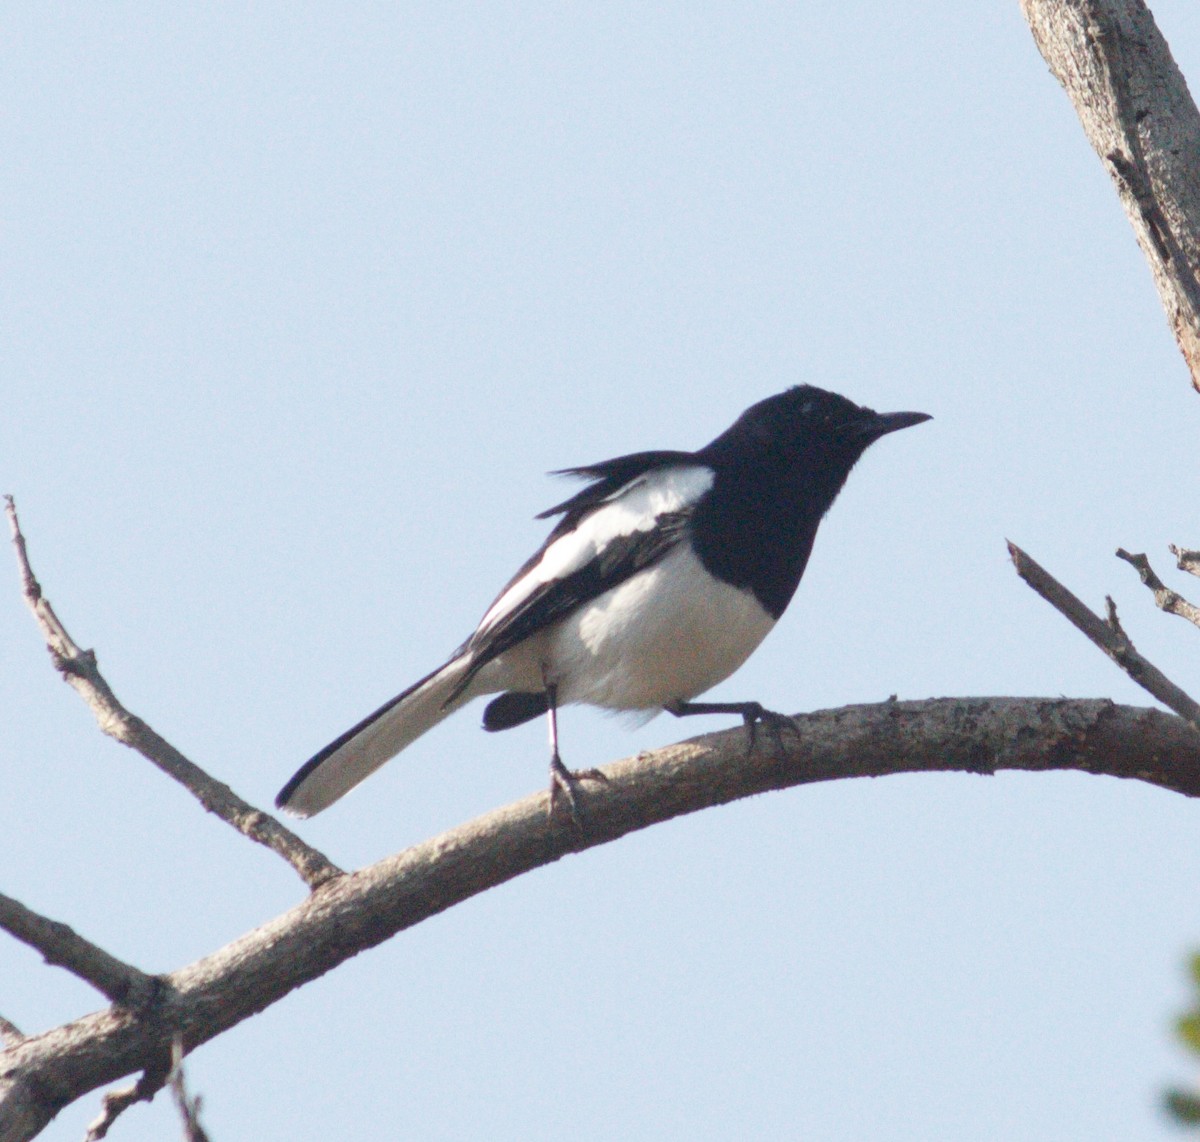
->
277;385;929;818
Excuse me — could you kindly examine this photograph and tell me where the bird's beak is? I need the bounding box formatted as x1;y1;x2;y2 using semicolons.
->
868;410;932;438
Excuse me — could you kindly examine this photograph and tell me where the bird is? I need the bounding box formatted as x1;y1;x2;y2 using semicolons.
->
276;385;930;819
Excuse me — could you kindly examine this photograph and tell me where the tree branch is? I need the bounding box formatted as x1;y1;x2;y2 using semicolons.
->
1171;544;1200;579
83;1057;172;1142
1009;540;1200;726
1020;0;1200;390
0;892;157;1009
1116;546;1200;628
4;496;342;891
168;1039;210;1142
2;695;1199;1139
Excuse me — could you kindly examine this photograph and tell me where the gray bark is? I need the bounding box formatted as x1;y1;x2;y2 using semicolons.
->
3;697;1199;1141
1021;0;1200;390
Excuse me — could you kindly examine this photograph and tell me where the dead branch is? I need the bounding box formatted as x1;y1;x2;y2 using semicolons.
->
82;1055;171;1142
2;694;1199;1140
1009;541;1200;726
1171;545;1200;578
168;1039;210;1142
1020;0;1200;390
4;496;342;891
1116;547;1200;628
0;893;157;1009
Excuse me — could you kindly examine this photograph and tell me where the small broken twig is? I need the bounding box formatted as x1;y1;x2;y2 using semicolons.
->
1171;545;1200;580
1009;541;1200;728
4;496;342;891
0;890;157;1007
0;1016;24;1046
1116;548;1200;630
169;1038;211;1142
84;1054;173;1142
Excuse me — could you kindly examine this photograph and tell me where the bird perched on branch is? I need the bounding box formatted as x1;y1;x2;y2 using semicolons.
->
277;385;930;819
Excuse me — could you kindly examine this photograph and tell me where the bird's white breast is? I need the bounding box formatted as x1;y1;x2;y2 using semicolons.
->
546;541;777;711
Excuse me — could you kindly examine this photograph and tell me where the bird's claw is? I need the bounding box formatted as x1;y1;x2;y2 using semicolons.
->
547;754;607;827
741;703;800;754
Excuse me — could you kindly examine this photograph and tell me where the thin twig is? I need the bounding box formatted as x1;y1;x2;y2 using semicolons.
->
0;1016;24;1046
85;1083;143;1142
1116;548;1200;630
1009;541;1200;727
1171;545;1200;580
169;1038;211;1142
84;1055;172;1142
4;496;342;891
0;891;158;1007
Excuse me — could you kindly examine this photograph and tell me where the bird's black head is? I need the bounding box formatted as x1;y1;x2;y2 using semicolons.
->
702;385;931;469
710;383;926;455
690;385;931;619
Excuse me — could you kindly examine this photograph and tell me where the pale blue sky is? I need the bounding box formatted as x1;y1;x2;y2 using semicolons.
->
5;4;1200;1139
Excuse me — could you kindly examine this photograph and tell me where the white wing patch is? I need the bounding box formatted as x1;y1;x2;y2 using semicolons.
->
476;464;715;638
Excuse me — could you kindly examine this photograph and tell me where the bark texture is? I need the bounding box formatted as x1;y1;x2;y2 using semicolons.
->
2;696;1199;1140
1022;0;1200;389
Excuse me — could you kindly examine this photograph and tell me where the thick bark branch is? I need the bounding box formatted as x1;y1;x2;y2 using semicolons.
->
3;497;342;891
1020;0;1200;389
2;695;1198;1140
0;894;157;1009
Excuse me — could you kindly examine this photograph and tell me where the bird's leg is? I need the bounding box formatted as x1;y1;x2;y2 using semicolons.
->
543;682;607;826
546;684;572;816
665;699;798;753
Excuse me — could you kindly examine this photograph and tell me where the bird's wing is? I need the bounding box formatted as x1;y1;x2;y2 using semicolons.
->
535;450;697;520
447;458;715;698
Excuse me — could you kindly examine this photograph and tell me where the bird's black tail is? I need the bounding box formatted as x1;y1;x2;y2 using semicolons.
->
276;655;476;817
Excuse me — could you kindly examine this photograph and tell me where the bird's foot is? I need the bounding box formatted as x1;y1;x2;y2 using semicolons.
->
737;703;801;755
547;753;608;827
666;698;799;754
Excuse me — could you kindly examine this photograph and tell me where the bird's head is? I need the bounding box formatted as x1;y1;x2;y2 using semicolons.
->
724;385;931;461
698;385;930;477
